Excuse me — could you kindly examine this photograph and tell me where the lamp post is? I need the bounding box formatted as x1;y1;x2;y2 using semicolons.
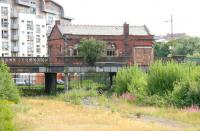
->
165;14;174;40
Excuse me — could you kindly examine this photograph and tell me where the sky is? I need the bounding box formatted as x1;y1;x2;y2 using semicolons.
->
54;0;200;37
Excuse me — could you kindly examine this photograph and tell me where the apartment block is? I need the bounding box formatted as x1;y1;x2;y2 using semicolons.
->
0;0;72;57
0;1;11;56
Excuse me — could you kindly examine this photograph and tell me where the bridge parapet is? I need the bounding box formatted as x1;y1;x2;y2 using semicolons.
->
0;57;49;66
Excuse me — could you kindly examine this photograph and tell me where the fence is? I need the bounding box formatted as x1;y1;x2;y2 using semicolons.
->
68;73;110;90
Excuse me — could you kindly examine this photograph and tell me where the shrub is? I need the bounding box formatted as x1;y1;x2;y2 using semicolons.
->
0;63;20;103
169;80;200;107
114;66;146;95
147;61;184;96
0;101;16;131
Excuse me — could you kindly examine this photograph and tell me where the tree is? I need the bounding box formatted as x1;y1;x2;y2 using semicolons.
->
169;36;200;56
78;38;106;65
154;42;170;57
0;63;20;103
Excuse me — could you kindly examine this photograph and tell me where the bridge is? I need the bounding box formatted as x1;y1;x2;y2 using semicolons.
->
0;56;130;94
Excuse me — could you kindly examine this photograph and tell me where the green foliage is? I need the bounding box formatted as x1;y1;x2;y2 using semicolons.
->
0;63;20;103
0;101;16;131
113;61;200;107
169;36;200;56
58;89;98;105
78;38;106;65
154;42;170;57
114;66;147;95
135;95;168;107
147;61;183;96
70;80;105;90
169;77;200;108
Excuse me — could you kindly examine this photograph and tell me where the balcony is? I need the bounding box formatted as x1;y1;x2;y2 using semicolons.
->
16;0;36;8
11;11;18;18
11;23;18;29
11;35;19;41
11;47;19;52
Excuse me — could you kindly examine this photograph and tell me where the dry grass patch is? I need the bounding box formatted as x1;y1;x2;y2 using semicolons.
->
14;98;185;131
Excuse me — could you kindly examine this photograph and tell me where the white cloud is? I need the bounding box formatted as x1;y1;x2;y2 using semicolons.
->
55;0;200;36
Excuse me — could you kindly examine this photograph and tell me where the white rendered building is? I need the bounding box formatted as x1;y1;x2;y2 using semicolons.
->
0;0;72;57
0;1;11;56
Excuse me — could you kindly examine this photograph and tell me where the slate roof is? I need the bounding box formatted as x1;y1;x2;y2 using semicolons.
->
58;24;151;36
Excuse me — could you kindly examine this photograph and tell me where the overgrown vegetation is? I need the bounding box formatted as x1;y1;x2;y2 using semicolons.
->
58;89;98;105
0;63;20;103
78;38;106;65
0;101;16;131
113;61;200;108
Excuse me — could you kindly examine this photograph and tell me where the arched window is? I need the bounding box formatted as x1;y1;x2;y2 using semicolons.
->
73;44;79;56
68;44;79;56
106;43;117;57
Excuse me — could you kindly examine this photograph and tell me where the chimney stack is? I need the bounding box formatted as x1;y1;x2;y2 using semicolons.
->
123;22;129;36
55;20;61;26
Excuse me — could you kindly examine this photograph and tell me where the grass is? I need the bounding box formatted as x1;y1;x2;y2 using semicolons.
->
14;98;191;131
91;95;200;126
12;87;200;130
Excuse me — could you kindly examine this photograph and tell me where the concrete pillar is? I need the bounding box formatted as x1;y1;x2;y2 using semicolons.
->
64;73;69;92
45;73;57;94
109;72;116;88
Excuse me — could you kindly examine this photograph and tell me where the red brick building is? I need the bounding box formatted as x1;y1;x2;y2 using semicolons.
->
48;21;154;66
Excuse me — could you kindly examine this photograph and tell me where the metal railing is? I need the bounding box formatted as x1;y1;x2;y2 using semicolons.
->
0;57;49;66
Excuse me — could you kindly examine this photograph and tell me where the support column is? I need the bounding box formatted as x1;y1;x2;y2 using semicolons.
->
109;72;116;88
45;73;57;94
64;73;69;92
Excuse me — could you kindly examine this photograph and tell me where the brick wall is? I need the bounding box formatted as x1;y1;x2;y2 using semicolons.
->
48;24;154;66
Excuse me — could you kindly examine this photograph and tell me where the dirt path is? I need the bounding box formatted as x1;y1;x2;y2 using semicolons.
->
14;98;197;131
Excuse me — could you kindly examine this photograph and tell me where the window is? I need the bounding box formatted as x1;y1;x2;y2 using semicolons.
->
27;42;33;53
1;7;8;16
36;35;40;43
2;42;8;51
106;43;116;57
27;21;33;30
47;16;54;24
72;45;79;56
36;48;41;53
27;32;33;41
36;25;40;33
1;18;8;27
2;30;8;38
21;20;24;23
30;7;36;14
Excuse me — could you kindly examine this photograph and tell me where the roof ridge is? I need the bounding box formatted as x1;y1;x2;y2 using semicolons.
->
65;24;123;27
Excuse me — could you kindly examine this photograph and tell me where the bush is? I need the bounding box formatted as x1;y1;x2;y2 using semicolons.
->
0;63;20;103
169;80;200;107
114;66;146;95
147;61;185;96
0;101;16;131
